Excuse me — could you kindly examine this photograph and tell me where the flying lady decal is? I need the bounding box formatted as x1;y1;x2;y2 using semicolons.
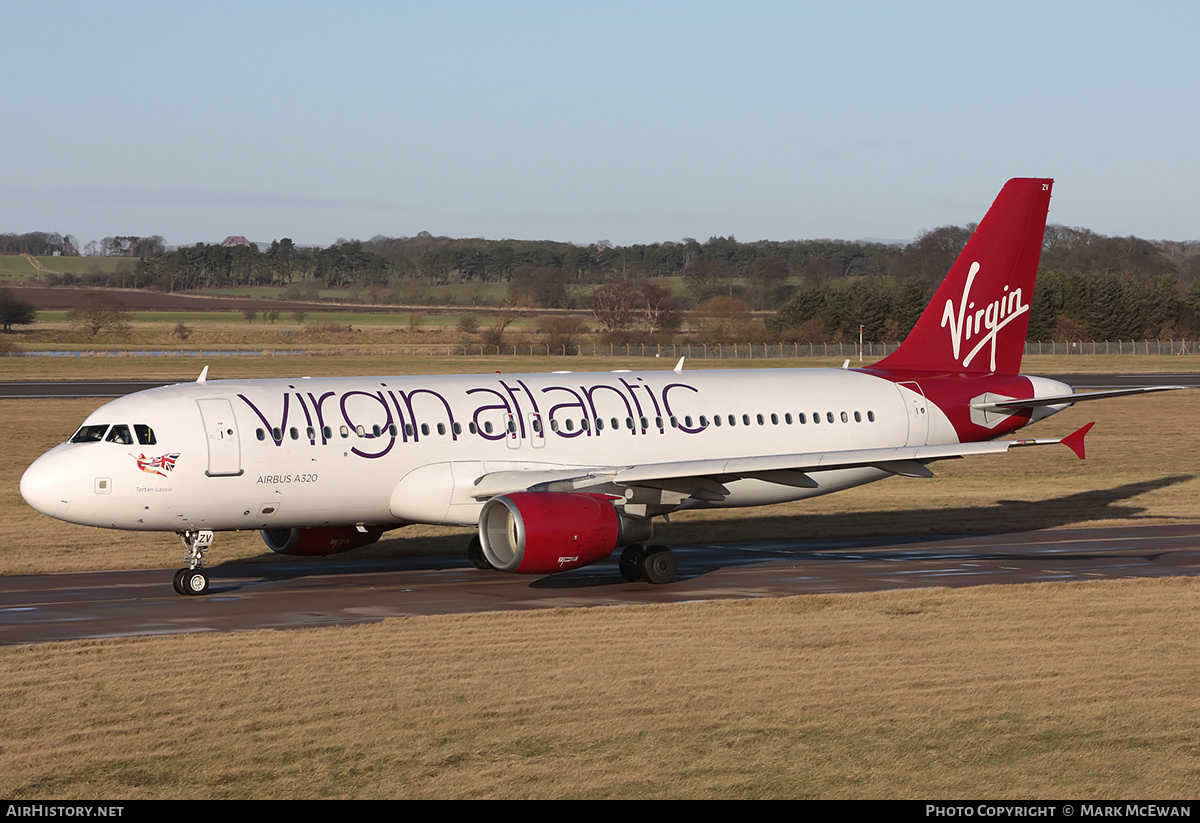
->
134;453;180;477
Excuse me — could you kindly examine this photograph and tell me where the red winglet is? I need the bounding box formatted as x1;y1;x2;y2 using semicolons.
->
1060;422;1095;460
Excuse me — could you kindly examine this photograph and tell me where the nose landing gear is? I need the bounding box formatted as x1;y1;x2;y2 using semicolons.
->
173;529;214;596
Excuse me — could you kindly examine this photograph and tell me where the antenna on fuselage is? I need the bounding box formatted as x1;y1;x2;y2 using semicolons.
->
196;366;209;384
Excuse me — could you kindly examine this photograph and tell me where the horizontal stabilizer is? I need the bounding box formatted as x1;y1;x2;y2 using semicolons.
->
971;385;1186;412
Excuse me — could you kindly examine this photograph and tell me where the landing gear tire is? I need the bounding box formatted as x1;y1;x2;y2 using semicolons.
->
641;545;677;585
174;529;215;596
619;544;645;582
181;569;209;596
467;535;495;570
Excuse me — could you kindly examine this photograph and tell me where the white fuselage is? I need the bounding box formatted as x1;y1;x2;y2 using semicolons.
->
19;366;1066;534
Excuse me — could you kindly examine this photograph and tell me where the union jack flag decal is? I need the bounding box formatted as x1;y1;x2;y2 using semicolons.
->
134;453;180;477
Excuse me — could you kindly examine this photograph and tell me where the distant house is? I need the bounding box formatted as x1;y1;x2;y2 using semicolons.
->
222;236;252;248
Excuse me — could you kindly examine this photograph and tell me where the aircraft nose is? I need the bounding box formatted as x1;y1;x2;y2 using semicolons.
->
20;449;72;520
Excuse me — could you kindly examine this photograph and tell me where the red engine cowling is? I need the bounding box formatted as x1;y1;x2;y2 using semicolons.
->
260;525;386;556
478;492;652;574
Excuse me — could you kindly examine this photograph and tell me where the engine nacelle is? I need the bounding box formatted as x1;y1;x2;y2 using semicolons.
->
478;492;652;574
260;525;386;556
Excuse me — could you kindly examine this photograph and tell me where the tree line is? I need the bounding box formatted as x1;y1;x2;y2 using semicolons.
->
10;225;1200;343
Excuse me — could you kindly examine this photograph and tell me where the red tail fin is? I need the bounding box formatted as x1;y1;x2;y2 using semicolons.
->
874;178;1053;375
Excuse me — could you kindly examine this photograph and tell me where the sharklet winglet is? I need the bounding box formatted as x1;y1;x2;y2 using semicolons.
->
196;366;208;384
674;356;685;373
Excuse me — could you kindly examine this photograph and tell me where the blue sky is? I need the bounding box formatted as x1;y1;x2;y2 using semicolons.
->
3;1;1197;248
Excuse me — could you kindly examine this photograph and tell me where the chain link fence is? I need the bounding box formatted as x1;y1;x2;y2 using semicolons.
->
9;340;1200;359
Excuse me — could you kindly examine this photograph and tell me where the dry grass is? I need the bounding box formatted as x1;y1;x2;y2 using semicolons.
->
3;578;1200;798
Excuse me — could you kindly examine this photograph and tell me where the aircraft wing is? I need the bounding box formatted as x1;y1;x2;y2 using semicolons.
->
971;385;1186;412
470;424;1093;503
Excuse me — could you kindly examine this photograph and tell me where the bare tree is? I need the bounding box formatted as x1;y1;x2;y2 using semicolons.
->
481;298;528;350
66;292;131;336
589;281;640;332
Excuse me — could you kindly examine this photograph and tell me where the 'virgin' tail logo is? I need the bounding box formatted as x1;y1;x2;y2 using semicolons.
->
941;262;1029;371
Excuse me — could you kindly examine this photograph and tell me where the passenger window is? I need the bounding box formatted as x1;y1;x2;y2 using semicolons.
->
105;425;133;445
841;412;848;423
868;411;876;422
71;424;109;443
854;412;862;423
256;428;266;441
826;412;835;424
134;424;157;445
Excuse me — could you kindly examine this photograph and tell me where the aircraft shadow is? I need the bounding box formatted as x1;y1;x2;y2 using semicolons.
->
530;474;1197;589
206;474;1194;592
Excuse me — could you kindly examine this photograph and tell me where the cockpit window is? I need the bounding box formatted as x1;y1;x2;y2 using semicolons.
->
70;424;109;443
105;425;133;445
134;424;157;446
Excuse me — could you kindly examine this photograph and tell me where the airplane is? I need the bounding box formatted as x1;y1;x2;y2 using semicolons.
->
20;178;1185;595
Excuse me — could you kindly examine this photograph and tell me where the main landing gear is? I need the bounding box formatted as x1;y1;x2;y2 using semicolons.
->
467;535;495;570
173;529;214;596
619;543;677;584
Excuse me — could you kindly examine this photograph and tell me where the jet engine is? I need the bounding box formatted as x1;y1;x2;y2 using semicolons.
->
478;492;652;574
260;525;386;556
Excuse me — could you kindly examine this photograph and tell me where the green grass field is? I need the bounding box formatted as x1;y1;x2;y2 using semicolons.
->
0;254;135;279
